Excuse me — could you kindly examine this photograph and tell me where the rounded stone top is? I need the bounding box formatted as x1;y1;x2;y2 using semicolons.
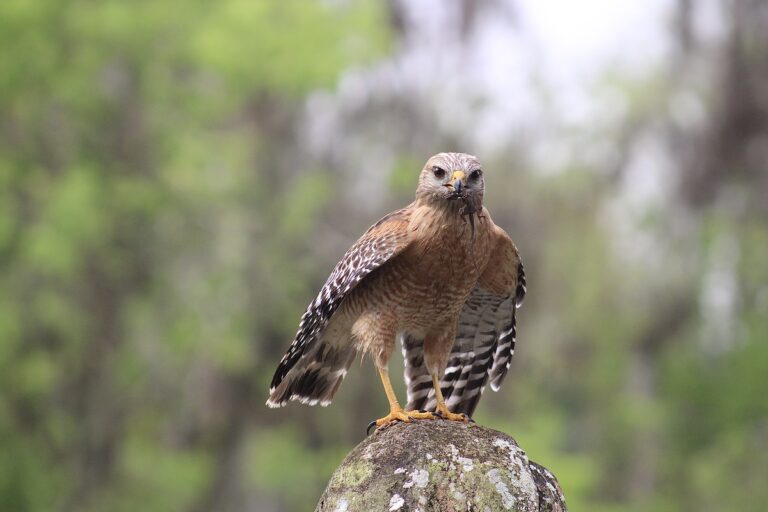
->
315;420;566;512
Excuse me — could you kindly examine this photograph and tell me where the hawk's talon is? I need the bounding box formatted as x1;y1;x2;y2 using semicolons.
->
434;404;471;422
369;408;437;434
409;409;442;420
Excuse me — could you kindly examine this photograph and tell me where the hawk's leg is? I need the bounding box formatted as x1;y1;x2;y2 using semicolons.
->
371;367;434;430
431;373;470;422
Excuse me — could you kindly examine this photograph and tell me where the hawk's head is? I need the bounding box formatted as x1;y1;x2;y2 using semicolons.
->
416;152;484;209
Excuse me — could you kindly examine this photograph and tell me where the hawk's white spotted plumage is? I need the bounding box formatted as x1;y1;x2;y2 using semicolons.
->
267;209;410;408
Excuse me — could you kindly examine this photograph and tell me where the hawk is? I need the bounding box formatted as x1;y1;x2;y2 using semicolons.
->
267;153;526;428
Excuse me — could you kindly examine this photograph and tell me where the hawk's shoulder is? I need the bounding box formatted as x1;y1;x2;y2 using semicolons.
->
480;224;526;305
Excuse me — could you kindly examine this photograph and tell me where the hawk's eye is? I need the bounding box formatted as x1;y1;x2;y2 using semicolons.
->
469;169;483;181
432;166;446;179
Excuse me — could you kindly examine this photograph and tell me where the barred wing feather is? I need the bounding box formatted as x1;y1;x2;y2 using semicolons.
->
267;208;411;407
404;287;519;417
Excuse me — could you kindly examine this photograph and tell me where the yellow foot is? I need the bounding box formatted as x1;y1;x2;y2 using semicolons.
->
434;404;471;422
367;409;438;434
376;408;437;426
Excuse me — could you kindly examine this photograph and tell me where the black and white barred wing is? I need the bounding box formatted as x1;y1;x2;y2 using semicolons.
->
267;208;412;408
402;287;518;416
403;227;525;417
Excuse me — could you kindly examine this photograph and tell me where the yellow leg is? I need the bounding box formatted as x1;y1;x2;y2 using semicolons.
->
432;374;470;422
373;368;435;428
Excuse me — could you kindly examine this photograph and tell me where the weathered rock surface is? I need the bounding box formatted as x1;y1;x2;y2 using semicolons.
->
315;420;566;512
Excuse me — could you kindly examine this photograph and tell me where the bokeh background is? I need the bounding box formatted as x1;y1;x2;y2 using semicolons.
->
2;0;767;511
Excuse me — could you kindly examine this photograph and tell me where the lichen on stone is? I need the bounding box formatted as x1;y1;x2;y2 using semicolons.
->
333;497;348;512
487;468;516;510
388;493;405;511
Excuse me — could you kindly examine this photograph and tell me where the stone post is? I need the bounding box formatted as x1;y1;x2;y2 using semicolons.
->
315;420;567;511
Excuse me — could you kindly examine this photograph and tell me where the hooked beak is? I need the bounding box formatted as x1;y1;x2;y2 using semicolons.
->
451;170;465;194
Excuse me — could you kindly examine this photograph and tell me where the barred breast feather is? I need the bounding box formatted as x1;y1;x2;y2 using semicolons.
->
403;227;525;417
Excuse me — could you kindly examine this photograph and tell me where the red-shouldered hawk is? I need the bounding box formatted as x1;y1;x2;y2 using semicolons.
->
267;153;526;429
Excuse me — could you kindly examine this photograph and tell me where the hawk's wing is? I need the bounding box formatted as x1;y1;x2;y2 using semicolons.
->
404;225;525;416
267;207;412;407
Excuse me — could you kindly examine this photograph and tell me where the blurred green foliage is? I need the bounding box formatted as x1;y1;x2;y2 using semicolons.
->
0;1;389;511
1;1;767;511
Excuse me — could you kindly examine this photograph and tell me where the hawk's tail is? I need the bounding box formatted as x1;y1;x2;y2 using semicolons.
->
266;341;356;408
402;333;496;418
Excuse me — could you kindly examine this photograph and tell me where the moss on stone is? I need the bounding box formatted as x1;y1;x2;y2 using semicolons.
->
329;459;374;488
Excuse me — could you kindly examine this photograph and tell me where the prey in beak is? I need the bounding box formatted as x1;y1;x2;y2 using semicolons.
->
446;170;483;241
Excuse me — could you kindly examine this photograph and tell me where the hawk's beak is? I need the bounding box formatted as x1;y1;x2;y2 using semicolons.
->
451;170;465;194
